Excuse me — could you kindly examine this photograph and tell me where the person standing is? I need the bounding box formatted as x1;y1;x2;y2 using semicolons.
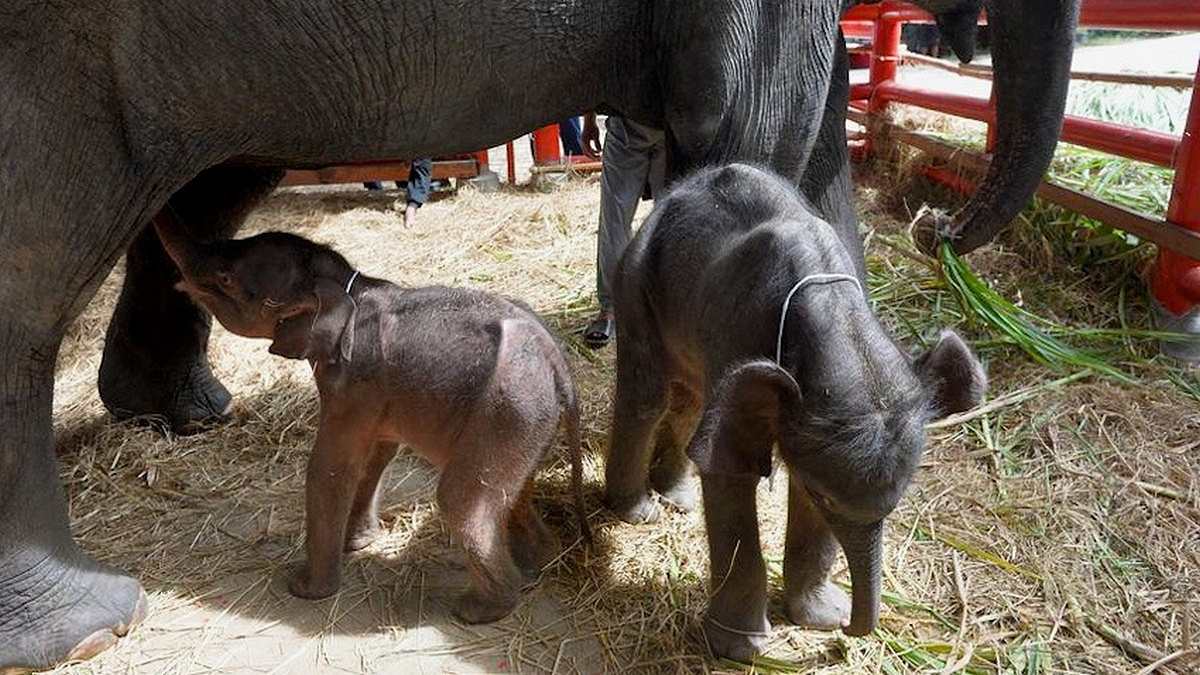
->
581;113;666;348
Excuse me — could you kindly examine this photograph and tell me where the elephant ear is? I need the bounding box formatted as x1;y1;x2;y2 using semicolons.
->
913;330;987;418
686;360;802;477
270;277;357;363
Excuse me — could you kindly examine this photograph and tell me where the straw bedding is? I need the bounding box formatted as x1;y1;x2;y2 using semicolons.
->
46;165;1198;673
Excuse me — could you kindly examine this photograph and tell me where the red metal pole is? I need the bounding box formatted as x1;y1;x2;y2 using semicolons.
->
867;3;903;115
472;150;490;176
1078;0;1200;30
531;125;561;165
872;81;1180;167
1152;61;1200;318
922;165;977;194
845;0;1200;31
856;2;908;159
506;141;516;184
844;4;932;23
841;20;875;40
849;83;873;103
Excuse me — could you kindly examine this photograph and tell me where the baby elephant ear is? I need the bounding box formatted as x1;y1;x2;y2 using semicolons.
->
686;360;802;477
913;330;987;418
269;278;357;363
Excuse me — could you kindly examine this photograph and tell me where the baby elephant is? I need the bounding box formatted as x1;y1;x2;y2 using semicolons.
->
153;219;587;624
607;163;986;661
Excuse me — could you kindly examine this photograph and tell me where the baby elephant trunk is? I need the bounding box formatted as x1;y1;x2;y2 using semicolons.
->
834;520;884;636
152;214;206;278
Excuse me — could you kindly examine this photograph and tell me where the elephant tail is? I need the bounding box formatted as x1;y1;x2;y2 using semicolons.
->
551;350;592;546
565;393;592;545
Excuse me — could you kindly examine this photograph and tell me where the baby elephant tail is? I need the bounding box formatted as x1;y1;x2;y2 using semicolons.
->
557;365;593;545
523;314;592;545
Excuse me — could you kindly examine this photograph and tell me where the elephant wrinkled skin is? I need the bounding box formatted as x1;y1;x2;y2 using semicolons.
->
606;164;987;661
1;0;1075;668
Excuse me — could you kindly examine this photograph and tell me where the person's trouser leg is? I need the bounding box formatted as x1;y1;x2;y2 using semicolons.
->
595;117;666;310
404;158;434;207
559;118;585;156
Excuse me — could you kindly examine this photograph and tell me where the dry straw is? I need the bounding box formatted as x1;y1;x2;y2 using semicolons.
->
47;154;1198;673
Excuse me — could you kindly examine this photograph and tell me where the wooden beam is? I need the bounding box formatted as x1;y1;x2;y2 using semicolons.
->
279;159;479;187
901;51;1195;89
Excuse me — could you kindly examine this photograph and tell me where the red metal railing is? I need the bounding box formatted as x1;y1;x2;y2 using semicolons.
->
525;125;603;177
279;152;489;187
843;0;1200;322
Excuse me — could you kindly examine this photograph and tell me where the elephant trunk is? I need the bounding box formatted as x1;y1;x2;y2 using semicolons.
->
934;0;984;63
152;213;206;280
940;0;1081;253
835;520;884;636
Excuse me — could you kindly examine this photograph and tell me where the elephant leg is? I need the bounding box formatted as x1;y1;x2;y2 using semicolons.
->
506;478;557;581
437;457;524;624
658;1;840;179
289;417;372;600
0;329;149;670
649;383;700;512
98;165;284;434
604;293;670;524
700;472;771;662
0;114;174;667
799;33;864;278
344;441;399;552
783;477;850;630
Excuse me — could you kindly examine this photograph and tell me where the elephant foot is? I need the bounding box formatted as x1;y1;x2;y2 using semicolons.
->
287;568;339;600
655;482;697;513
603;490;661;525
0;554;148;671
784;580;851;631
99;349;232;436
701;613;770;663
452;588;518;624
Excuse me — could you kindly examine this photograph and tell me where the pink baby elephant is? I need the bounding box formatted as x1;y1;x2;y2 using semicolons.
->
155;219;589;623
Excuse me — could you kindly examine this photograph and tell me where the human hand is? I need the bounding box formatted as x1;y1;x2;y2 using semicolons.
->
582;113;602;159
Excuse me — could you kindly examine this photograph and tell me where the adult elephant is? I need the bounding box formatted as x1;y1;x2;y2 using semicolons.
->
0;0;1078;669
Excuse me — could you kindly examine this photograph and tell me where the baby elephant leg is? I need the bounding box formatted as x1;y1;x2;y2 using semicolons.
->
700;472;771;662
289;423;374;600
783;478;850;630
506;479;558;580
437;461;525;624
344;442;400;552
649;384;700;512
605;330;670;524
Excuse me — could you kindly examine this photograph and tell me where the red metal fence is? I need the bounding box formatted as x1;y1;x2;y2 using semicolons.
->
842;0;1200;325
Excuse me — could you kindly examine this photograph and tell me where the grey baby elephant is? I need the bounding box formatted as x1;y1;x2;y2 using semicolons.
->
154;219;588;624
606;163;986;661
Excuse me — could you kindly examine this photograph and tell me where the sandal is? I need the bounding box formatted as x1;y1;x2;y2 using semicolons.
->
584;314;615;349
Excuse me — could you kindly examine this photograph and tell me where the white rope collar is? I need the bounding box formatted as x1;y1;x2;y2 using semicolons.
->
705;615;773;639
775;273;863;364
345;270;360;294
